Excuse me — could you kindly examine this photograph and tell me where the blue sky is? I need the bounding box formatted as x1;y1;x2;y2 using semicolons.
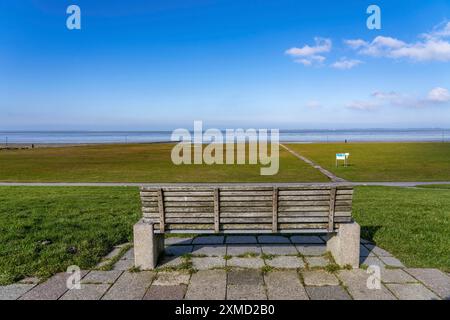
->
1;0;450;130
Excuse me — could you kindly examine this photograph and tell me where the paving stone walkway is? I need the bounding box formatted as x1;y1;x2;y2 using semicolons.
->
279;144;347;182
1;235;449;300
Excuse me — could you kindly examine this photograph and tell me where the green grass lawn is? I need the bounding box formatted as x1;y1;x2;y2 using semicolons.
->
0;187;141;285
353;186;450;271
0;185;448;284
286;142;450;181
0;143;326;182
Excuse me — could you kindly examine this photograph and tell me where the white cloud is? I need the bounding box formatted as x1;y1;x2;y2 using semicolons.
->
346;100;379;111
346;22;450;62
347;87;450;111
285;37;331;66
422;21;450;40
305;100;322;108
344;39;368;49
331;58;362;70
428;87;450;103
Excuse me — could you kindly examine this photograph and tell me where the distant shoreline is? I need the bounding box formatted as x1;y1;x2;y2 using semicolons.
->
0;140;448;150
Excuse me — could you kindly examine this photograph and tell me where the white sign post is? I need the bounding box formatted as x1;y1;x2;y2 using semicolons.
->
336;153;350;167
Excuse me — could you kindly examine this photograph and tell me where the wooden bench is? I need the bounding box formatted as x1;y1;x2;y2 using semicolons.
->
134;184;360;269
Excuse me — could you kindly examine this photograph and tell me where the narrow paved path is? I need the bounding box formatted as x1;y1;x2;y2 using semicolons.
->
0;182;449;187
280;143;347;182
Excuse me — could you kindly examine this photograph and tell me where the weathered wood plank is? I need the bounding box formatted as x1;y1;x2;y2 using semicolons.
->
220;201;272;207
220;206;272;213
335;195;353;200
214;188;220;233
221;224;272;230
278;190;330;196
278;217;351;223
162;191;214;196
157;189;165;233
164;201;214;207
164;196;214;202
221;217;272;223
278;206;330;212
164;207;214;213
220;196;273;201
328;187;336;232
220;212;273;218
144;212;214;218
219;191;274;196
272;187;278;233
336;189;353;195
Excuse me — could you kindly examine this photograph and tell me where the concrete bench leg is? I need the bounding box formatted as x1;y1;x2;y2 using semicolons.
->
133;219;164;270
327;221;360;268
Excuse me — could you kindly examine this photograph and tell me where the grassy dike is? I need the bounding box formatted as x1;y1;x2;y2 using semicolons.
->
0;185;449;284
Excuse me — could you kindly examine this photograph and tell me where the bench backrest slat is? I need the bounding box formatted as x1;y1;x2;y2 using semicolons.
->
140;185;353;233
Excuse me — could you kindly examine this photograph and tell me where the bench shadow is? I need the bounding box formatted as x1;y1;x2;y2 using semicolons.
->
360;225;382;243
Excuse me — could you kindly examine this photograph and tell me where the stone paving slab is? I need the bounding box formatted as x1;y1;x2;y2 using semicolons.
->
290;236;324;244
228;269;264;286
305;286;351;300
192;245;227;257
227;257;265;269
265;270;308;300
103;247;122;260
0;284;36;300
122;248;134;260
144;285;187;300
225;236;257;244
302;270;339;286
405;268;450;299
360;256;386;269
386;283;440;300
102;271;155;300
165;245;193;257
227;284;267;300
363;244;393;257
381;269;417;284
379;256;404;268
265;256;304;269
20;271;88;300
158;256;185;269
227;269;266;300
296;245;326;256
60;284;111;300
153;271;190;286
112;258;134;271
192;236;224;245
192;257;225;270
165;237;194;246
305;256;329;268
359;245;372;257
261;245;297;255
227;245;262;256
185;270;227;300
337;269;396;300
258;236;290;244
82;270;123;284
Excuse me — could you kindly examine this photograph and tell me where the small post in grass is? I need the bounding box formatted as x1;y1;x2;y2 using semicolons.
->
336;153;350;167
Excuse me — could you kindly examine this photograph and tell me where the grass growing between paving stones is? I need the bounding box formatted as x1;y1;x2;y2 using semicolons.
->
0;186;141;285
0;143;326;182
97;243;133;271
353;186;450;271
286;142;450;181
